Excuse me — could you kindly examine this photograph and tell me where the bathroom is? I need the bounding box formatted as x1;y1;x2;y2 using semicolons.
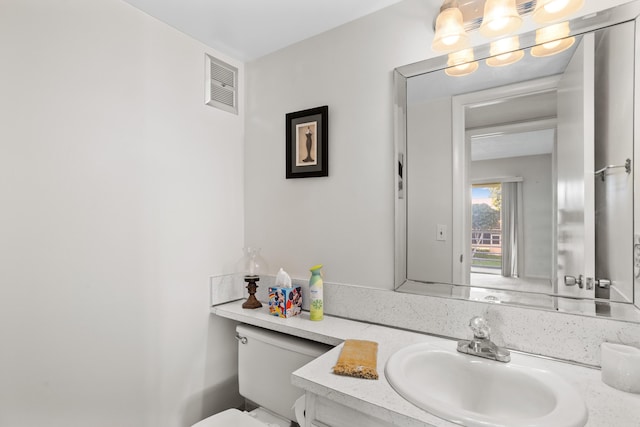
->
2;0;640;426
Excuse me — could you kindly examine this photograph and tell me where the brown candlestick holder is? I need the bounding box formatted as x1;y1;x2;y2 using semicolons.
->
242;275;262;309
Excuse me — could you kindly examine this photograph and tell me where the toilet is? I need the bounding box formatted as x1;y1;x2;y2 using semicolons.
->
193;324;332;427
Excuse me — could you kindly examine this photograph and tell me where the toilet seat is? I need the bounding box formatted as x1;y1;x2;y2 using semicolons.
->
192;408;266;427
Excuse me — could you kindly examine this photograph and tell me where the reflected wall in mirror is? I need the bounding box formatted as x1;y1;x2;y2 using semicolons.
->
395;1;640;319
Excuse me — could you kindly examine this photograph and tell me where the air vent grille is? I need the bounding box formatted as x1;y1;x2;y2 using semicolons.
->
211;63;235;88
211;85;234;107
205;54;238;114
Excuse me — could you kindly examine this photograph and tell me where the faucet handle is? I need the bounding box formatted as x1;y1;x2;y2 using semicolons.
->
469;316;491;339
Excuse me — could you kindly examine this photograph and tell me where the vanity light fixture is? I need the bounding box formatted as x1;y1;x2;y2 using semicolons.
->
530;21;575;57
432;0;469;52
479;0;522;38
431;0;583;53
432;0;535;52
445;48;479;77
533;0;584;24
486;35;525;66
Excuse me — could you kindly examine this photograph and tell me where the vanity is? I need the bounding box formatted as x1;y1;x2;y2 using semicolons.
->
213;300;640;427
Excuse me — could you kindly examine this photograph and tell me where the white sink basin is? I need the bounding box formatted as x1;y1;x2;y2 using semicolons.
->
385;342;588;427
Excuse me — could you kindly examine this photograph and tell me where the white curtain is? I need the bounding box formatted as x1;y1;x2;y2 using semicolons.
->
501;182;524;277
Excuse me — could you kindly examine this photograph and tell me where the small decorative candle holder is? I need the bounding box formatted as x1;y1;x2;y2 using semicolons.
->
242;275;262;309
237;247;269;310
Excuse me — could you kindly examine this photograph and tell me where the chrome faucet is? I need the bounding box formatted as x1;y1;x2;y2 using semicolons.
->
457;316;511;363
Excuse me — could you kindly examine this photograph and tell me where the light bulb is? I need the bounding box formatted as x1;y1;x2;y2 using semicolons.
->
543;40;562;50
445;62;479;77
486;36;524;67
488;16;510;32
442;34;461;46
432;5;469;52
480;0;522;38
533;0;584;23
531;22;575;57
446;48;479;77
544;0;570;14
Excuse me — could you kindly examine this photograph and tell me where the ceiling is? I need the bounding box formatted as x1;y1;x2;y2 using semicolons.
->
471;129;555;161
122;0;404;62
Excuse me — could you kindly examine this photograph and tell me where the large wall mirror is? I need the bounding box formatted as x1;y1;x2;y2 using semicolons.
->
394;1;640;321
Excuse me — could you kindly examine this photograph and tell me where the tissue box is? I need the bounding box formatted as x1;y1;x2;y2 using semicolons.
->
268;286;302;318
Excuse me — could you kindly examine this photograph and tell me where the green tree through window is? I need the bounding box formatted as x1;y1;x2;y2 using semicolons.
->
471;184;502;271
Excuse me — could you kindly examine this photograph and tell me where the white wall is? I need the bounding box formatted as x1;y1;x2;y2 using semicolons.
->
245;0;635;290
245;0;433;288
407;98;453;283
0;1;244;426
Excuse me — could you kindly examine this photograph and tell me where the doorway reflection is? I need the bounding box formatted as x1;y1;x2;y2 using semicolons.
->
468;124;555;295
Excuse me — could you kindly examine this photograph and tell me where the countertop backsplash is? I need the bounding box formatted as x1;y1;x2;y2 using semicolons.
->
213;275;640;366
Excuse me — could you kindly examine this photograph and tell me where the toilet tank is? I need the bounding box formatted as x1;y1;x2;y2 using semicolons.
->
236;324;332;421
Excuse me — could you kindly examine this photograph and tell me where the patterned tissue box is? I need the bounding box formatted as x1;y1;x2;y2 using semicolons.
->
268;286;302;318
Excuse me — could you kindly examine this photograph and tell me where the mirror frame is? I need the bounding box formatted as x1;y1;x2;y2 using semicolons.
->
393;1;640;322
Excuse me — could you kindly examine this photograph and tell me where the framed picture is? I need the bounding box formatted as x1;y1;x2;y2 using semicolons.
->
286;106;328;178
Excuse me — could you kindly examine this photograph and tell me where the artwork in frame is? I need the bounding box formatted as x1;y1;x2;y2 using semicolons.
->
286;106;328;178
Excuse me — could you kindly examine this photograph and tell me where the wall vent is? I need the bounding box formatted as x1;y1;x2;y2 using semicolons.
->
205;54;238;114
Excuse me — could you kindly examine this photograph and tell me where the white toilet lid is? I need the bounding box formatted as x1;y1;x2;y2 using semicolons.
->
193;408;266;427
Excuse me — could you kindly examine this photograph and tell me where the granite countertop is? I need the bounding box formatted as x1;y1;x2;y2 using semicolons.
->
212;300;640;427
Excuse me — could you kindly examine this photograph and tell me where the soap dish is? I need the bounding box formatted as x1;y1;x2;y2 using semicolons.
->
601;342;640;394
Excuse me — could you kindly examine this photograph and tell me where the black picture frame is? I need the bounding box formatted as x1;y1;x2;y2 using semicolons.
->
286;106;328;179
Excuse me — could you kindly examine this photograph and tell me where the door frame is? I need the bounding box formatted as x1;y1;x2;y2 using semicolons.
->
451;76;561;285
